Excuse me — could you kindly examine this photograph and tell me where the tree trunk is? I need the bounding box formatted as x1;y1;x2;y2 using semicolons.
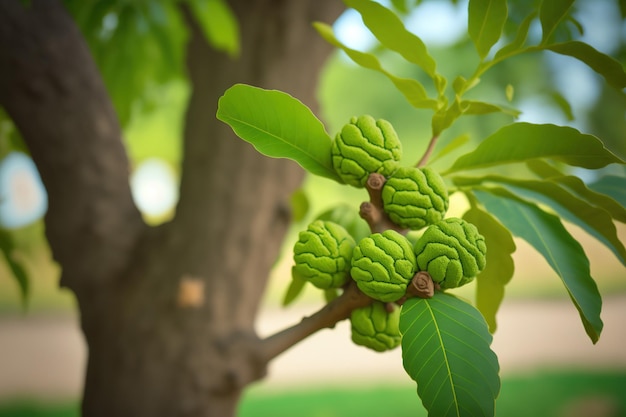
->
0;1;343;416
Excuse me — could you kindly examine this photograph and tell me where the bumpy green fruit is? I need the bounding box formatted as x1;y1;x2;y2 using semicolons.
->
414;218;486;289
351;230;417;302
293;220;356;289
382;167;449;230
351;302;401;352
332;115;402;187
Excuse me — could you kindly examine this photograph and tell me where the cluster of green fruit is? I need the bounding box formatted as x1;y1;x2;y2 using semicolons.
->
293;116;487;352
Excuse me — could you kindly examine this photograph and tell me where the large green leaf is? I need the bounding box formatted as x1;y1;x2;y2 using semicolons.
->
539;0;575;44
468;0;508;59
445;123;625;173
474;188;603;343
216;84;341;182
463;204;516;333
345;0;437;78
527;160;626;223
400;293;500;417
456;174;626;265
545;41;626;90
314;22;438;110
589;175;626;208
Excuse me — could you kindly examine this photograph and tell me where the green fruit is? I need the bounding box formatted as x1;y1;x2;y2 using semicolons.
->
293;220;356;289
332;115;402;187
414;218;487;289
381;166;449;230
351;302;401;352
351;230;417;302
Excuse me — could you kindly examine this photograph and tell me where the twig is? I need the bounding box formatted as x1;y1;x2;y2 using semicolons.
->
359;173;406;234
416;135;439;168
259;281;373;362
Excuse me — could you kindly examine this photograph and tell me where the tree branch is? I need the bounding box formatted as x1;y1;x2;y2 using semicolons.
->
259;271;437;363
0;0;145;291
167;0;345;332
259;280;373;362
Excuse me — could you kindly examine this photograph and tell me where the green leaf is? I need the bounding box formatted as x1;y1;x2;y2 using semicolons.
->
0;230;29;307
589;175;626;208
432;100;464;137
445;123;625;173
463;204;516;333
216;84;341;182
468;0;508;59
527;160;626;223
390;0;408;14
314;22;438;110
324;288;341;303
400;293;500;417
187;0;240;57
290;188;309;223
283;267;308;306
547;90;575;121
452;76;467;95
461;100;521;117
545;41;626;90
567;15;585;36
474;188;603;343
345;0;437;78
493;12;537;61
429;134;471;165
505;84;514;102
539;0;575;44
456;174;626;265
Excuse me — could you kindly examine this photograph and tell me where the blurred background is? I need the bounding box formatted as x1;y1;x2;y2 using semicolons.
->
1;0;625;416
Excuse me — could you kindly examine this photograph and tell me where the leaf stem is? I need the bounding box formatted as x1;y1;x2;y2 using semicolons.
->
416;135;439;168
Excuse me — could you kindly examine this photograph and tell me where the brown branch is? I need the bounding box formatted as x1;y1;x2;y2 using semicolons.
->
360;173;407;234
416;135;439;168
0;0;145;291
259;280;373;362
260;271;439;363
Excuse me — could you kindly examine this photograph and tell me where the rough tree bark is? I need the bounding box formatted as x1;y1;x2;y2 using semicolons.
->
0;0;344;416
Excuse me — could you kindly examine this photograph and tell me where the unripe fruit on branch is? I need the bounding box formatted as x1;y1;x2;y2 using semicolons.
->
381;167;449;230
414;218;486;289
293;220;356;290
351;230;417;302
350;301;401;352
332;115;402;187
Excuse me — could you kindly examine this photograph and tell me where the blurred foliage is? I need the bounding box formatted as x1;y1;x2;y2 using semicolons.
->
62;0;186;126
62;0;238;127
